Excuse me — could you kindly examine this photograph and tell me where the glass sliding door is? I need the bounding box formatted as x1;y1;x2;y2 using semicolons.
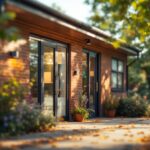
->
55;46;66;117
82;52;88;101
89;52;96;115
43;45;54;115
29;36;68;119
82;50;99;117
29;38;39;103
42;42;67;119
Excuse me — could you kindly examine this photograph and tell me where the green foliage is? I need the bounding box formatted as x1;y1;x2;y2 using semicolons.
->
72;92;90;119
0;6;20;54
103;94;119;110
16;103;41;132
51;3;65;13
72;107;89;119
0;11;19;41
79;93;88;108
117;94;148;117
128;53;150;99
85;0;150;97
0;79;55;137
145;104;150;117
0;103;55;136
0;79;28;117
85;0;150;48
38;113;55;129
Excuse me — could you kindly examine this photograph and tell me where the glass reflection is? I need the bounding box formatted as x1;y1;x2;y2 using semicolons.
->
112;59;117;71
29;38;38;102
82;53;88;99
56;47;66;117
43;46;54;114
89;54;96;115
82;51;97;117
111;72;117;88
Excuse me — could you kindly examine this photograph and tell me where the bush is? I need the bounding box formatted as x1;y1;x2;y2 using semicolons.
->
0;79;27;117
145;104;150;117
103;94;119;110
0;103;40;135
39;113;56;130
117;94;148;117
0;103;55;136
0;79;55;137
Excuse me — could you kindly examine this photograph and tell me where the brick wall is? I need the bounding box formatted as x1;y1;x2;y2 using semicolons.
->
70;44;83;113
1;3;128;118
100;50;127;115
0;34;29;85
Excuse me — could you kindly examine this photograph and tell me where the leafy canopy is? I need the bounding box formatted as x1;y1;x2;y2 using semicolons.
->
85;0;150;97
85;0;150;49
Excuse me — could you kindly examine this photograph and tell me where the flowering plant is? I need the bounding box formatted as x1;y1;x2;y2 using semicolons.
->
0;79;55;137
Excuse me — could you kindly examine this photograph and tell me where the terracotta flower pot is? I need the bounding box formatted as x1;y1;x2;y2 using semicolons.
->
105;110;116;118
74;113;84;122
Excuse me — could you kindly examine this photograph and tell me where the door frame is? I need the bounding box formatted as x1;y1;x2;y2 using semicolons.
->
30;35;69;120
82;49;100;117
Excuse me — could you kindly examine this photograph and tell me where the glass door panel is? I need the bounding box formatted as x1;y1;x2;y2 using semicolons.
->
89;53;96;115
55;46;67;118
29;39;39;103
29;37;68;119
82;50;98;117
82;53;88;100
43;45;54;115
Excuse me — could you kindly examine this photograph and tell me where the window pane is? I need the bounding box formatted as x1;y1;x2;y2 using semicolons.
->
118;61;123;72
29;38;38;103
112;59;117;71
56;46;67;117
118;73;123;88
43;45;54;115
111;72;117;88
89;54;96;115
82;52;88;98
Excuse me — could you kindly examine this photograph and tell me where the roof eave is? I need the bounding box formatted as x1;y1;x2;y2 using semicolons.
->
7;0;140;56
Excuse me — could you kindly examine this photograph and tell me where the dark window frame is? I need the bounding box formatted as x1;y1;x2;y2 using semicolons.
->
82;49;100;117
29;35;69;120
111;58;124;92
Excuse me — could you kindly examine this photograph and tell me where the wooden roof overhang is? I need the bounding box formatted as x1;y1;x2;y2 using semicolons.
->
5;0;141;56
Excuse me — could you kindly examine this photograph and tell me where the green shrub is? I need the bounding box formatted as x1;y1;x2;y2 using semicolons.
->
145;104;150;117
72;92;91;119
17;103;41;132
72;107;89;119
0;79;55;137
0;102;55;136
0;79;27;117
39;113;56;129
117;95;148;117
103;94;119;110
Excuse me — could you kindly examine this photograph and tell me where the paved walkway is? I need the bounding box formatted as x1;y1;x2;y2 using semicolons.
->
0;118;150;150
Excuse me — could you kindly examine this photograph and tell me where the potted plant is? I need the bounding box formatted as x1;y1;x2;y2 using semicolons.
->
72;107;89;122
103;94;119;117
72;93;90;122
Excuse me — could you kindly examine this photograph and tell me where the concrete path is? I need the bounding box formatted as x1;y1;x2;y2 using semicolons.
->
0;118;150;150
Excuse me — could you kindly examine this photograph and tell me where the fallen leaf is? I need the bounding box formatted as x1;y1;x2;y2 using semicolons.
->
137;131;145;135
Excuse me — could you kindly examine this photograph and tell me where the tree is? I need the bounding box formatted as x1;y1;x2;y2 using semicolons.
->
0;1;19;41
51;3;65;14
0;1;26;53
85;0;150;98
85;0;150;49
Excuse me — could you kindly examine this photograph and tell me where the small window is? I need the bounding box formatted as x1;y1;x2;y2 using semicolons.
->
111;58;124;91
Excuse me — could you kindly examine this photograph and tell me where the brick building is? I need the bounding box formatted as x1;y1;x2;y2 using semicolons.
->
0;0;140;120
